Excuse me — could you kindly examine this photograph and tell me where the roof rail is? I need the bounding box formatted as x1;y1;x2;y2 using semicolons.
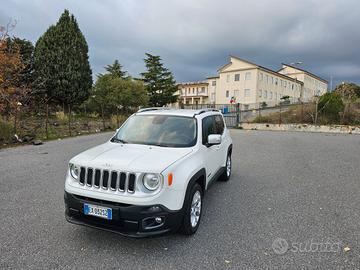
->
194;108;220;115
137;107;171;113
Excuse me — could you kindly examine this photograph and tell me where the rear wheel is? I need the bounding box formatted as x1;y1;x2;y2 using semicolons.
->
219;152;231;181
180;183;203;235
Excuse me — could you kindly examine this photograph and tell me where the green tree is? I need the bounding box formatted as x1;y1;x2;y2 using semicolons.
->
89;73;148;129
108;77;148;125
33;9;92;136
141;53;178;106
318;92;344;123
89;74;113;129
104;60;127;78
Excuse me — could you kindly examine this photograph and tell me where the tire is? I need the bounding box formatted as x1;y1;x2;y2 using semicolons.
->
179;183;203;235
219;152;231;181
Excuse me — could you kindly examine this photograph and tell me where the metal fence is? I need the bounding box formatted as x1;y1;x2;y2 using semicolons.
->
181;101;301;127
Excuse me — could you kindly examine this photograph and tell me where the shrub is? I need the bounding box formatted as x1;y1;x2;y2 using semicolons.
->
0;119;12;143
253;115;272;123
55;111;68;122
318;92;344;122
110;114;128;129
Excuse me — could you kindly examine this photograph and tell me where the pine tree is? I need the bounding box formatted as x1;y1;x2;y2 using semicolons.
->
141;53;178;106
33;9;92;135
104;60;127;78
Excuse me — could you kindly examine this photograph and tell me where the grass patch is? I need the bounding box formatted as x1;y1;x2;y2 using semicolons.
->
0;113;129;148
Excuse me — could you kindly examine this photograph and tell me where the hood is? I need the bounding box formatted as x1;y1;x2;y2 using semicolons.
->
71;142;193;173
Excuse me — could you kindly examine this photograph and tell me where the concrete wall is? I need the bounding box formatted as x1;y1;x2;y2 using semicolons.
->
239;123;360;135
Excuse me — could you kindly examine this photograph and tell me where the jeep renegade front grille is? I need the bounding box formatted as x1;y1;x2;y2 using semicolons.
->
79;167;136;193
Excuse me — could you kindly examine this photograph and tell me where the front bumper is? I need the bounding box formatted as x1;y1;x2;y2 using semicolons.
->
64;191;183;238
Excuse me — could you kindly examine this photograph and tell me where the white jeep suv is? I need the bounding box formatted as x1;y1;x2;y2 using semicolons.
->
64;108;233;237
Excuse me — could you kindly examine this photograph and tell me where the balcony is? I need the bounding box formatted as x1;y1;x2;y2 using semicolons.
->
180;89;208;97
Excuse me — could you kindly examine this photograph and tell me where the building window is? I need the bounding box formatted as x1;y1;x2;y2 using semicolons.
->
292;84;294;90
234;74;240;81
265;75;269;84
212;80;216;86
259;73;263;81
244;89;251;97
193;88;195;94
284;81;287;88
245;72;251;80
226;90;229;98
271;77;274;84
211;93;215;101
201;87;205;93
275;78;278;85
259;90;262;97
226;74;230;82
234;90;240;98
264;90;268;98
270;91;273;99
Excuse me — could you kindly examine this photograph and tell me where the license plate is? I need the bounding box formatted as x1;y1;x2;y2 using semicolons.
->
83;203;112;220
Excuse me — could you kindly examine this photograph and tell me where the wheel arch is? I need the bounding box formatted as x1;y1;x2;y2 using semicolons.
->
228;144;233;156
182;168;206;209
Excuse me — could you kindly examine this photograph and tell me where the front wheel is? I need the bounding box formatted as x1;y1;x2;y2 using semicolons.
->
219;153;231;181
179;183;203;235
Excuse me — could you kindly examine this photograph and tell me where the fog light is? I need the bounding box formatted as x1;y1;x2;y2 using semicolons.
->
155;217;162;224
142;216;165;230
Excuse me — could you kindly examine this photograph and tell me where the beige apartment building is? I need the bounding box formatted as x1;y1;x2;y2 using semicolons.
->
177;81;210;105
178;55;328;107
278;63;328;101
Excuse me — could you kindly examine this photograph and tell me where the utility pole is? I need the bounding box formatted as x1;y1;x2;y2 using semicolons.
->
330;76;333;92
279;102;282;126
314;96;319;125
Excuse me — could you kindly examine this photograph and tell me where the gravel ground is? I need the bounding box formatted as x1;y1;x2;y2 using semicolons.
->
1;130;359;270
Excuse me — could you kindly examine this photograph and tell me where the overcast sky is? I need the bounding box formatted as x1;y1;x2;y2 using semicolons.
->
1;0;360;88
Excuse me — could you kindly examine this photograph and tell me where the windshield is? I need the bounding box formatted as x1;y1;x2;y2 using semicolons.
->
113;115;197;147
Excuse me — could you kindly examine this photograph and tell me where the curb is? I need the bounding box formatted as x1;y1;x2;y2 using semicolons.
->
238;123;360;135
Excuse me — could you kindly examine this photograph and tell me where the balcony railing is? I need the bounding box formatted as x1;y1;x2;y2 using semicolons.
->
180;90;208;97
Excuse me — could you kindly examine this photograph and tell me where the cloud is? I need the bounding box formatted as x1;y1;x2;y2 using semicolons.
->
1;0;359;86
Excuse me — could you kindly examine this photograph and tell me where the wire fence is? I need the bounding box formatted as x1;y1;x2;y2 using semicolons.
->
181;101;302;127
181;101;360;127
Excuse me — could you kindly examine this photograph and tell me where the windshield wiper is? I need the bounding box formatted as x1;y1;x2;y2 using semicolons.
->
148;143;172;147
110;137;128;144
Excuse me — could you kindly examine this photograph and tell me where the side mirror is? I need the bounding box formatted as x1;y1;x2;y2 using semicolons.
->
207;134;221;146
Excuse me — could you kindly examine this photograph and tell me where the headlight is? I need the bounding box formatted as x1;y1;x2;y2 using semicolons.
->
142;173;161;191
69;163;80;180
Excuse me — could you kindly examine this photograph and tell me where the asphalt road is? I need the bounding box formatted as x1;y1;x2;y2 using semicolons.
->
1;130;360;269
